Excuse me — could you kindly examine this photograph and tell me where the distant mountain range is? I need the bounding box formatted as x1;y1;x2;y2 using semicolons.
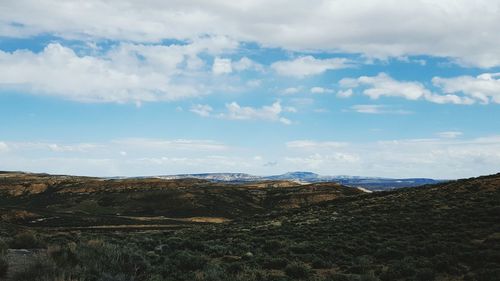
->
156;171;445;191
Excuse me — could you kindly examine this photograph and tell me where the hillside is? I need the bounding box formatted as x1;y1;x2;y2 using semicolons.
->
0;172;362;228
0;173;498;281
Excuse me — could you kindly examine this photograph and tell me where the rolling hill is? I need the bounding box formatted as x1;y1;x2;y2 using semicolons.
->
0;172;498;281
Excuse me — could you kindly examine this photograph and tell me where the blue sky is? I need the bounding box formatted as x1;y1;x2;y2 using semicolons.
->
1;0;500;178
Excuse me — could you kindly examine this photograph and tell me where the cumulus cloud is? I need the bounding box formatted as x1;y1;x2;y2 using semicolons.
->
437;131;463;139
190;104;213;117
350;104;412;115
0;37;237;103
432;73;500;104
310;87;333;94
2;1;500;67
232;57;263;72
340;73;476;105
286;140;348;149
222;101;293;124
282;87;301;95
212;57;232;75
271;56;352;77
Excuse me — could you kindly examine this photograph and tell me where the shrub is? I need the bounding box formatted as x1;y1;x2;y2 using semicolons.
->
0;239;8;254
327;273;350;281
174;250;208;271
284;261;312;279
9;232;44;249
262;257;289;269
0;256;8;278
262;240;285;253
226;261;244;274
12;257;56;281
48;244;79;268
312;257;331;269
415;268;435;281
76;242;148;280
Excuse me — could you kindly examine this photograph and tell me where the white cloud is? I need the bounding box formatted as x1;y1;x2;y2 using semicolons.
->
190;104;213;117
212;57;232;75
2;1;500;67
337;89;353;98
285;153;360;169
232;57;263;72
341;73;475;105
222;101;292;125
437;131;463;139
47;143;99;152
310;87;333;94
0;37;238;103
350;104;411;115
0;142;9;153
2;136;500;178
283;87;301;95
432;73;500;104
284;136;500;178
271;56;352;77
112;138;228;152
286;140;348;149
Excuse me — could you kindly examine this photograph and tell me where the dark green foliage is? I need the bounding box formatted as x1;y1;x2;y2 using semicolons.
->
327;273;350;281
415;268;435;281
12;258;56;281
262;257;289;269
0;256;8;278
284;261;312;279
173;250;208;271
0;239;7;254
9;232;45;249
49;244;79;268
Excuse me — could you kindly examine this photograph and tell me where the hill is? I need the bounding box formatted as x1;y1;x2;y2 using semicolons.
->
0;171;362;228
0;172;498;281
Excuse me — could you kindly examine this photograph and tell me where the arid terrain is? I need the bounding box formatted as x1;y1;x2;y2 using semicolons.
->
0;172;499;281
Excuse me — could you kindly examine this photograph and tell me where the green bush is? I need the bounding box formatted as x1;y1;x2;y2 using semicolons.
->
415;268;435;281
12;257;56;281
0;239;8;254
327;273;350;281
262;240;285;253
9;232;45;249
0;256;8;278
312;257;331;269
49;244;79;268
76;242;148;280
284;261;312;279
174;250;208;271
262;257;289;269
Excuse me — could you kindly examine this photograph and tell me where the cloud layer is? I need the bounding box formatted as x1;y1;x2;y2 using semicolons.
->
2;136;500;178
340;73;500;105
0;37;237;103
2;0;500;67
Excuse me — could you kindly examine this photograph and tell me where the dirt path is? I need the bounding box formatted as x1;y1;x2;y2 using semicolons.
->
1;249;45;281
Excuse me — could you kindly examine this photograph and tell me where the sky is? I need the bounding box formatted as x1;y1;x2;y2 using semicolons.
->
1;0;500;179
